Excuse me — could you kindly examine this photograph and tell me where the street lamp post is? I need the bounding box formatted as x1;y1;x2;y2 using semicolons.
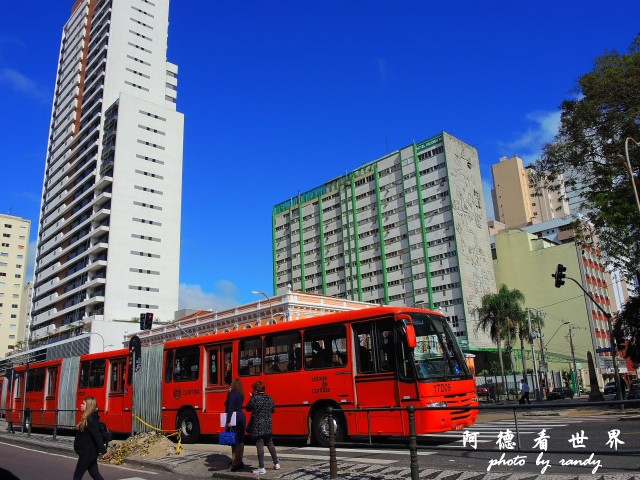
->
86;332;105;351
544;321;570;351
621;137;640;215
251;290;273;324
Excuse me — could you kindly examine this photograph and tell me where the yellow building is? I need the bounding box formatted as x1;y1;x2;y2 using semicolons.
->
0;214;31;356
491;156;569;229
493;229;620;390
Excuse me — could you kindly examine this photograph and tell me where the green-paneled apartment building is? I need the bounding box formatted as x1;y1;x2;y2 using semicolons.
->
272;132;495;351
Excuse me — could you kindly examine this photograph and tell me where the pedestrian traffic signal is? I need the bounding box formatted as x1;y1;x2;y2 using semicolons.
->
145;312;154;330
553;264;567;288
139;312;154;330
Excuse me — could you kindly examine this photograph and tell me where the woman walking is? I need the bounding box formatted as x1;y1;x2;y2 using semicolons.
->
224;378;246;471
246;381;280;475
73;396;107;480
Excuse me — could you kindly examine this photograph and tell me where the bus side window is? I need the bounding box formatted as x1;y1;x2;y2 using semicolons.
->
79;362;91;389
239;337;262;376
47;367;58;397
173;347;200;381
265;331;301;374
376;321;396;372
352;323;374;373
89;360;106;388
223;348;232;384
304;324;347;370
208;350;219;385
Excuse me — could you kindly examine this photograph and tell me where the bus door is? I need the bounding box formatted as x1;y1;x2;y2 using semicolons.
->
203;343;233;431
102;357;131;432
352;319;407;436
42;365;59;426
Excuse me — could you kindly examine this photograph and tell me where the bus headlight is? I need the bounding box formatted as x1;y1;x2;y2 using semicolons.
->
427;401;447;408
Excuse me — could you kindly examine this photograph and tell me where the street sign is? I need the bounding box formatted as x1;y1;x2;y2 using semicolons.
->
129;335;142;372
539;361;548;373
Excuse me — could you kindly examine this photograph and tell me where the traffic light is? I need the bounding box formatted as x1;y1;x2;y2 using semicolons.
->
139;312;154;330
144;312;154;330
553;264;567;288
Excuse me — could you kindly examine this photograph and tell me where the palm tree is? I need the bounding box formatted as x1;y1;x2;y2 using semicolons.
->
476;284;526;397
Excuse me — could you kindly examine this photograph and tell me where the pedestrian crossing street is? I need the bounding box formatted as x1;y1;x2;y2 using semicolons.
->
419;415;614;446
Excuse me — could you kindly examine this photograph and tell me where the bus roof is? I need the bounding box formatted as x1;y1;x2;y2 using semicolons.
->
162;305;442;349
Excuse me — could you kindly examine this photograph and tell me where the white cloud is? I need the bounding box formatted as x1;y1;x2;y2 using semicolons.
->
179;282;240;311
0;68;49;102
500;110;561;166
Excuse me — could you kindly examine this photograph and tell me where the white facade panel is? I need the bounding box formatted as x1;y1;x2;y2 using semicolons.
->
29;0;182;357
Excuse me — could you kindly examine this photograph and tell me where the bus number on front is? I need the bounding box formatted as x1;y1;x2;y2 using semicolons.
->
434;383;451;393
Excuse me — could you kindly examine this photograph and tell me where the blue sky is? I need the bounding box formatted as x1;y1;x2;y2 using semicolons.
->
1;1;638;312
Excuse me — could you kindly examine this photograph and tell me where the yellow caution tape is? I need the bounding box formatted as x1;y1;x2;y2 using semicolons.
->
132;413;182;454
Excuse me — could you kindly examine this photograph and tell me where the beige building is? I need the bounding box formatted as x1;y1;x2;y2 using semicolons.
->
493;229;622;389
0;214;31;356
491;156;569;228
130;289;378;346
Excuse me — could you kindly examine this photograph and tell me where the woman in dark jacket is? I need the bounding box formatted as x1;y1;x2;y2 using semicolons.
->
225;378;246;471
246;381;280;475
73;396;107;480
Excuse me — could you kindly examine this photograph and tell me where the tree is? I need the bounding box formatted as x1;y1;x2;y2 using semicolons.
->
613;294;640;364
475;284;526;397
529;34;640;281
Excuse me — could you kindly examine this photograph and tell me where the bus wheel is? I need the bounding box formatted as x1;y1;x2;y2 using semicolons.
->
177;409;200;444
312;409;345;447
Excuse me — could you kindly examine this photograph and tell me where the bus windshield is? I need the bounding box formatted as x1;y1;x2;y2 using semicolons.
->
410;313;471;381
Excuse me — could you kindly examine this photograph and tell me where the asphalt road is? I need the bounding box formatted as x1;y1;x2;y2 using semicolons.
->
1;403;639;479
0;440;200;480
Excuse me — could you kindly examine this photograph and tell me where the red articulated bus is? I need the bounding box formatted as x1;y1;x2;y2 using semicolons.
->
6;306;478;446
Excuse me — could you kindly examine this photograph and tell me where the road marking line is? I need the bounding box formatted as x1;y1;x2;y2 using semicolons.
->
0;441;158;475
277;453;396;464
301;447;436;455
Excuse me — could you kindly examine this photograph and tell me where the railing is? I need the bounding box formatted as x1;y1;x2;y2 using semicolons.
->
2;408;78;440
3;399;640;479
326;399;640;480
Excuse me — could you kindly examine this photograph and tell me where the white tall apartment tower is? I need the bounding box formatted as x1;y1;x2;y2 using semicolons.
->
272;132;496;350
30;0;183;359
0;214;31;356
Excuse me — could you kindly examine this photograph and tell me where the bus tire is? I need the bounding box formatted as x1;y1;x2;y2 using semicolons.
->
312;409;345;447
176;409;200;444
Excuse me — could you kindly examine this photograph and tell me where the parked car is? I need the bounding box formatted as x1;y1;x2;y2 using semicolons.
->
626;383;640;400
476;384;490;396
547;386;574;400
604;381;617;395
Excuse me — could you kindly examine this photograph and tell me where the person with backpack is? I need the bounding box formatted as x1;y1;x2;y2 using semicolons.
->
246;381;280;475
73;396;107;480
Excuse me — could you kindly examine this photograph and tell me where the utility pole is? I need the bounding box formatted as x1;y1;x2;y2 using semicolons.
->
552;264;623;404
527;308;541;401
568;325;578;393
535;310;548;397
